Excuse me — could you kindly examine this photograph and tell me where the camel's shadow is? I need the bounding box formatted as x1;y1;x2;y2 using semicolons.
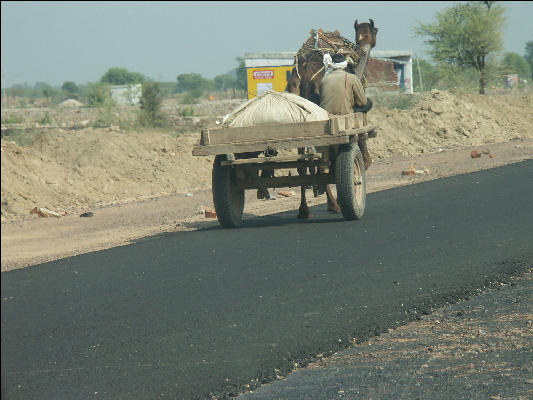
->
182;204;342;232
133;205;350;245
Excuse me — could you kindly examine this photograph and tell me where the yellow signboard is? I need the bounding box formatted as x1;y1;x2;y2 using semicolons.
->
246;66;294;99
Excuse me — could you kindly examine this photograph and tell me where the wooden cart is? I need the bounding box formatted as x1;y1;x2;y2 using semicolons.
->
192;112;378;228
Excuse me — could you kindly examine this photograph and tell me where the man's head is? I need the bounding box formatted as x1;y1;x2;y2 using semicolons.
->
323;52;348;76
331;53;346;64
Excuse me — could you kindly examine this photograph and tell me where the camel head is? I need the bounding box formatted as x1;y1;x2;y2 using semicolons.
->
354;19;378;48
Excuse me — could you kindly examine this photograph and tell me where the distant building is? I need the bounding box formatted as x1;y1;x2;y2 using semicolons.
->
109;84;142;105
244;50;413;99
368;51;413;94
503;74;518;89
244;53;295;99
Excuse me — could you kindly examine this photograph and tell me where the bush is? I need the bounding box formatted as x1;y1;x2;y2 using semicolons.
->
180;92;199;104
42;86;60;105
1;129;41;147
39;112;52;125
138;81;166;127
178;107;195;116
1;114;24;124
94;98;118;127
86;83;111;107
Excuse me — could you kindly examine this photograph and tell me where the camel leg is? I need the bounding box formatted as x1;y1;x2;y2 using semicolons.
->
326;185;341;213
297;185;312;219
256;169;274;199
297;148;312;219
360;113;372;170
358;139;372;170
321;145;340;213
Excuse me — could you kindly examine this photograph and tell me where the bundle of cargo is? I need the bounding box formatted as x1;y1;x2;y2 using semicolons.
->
295;29;366;71
222;90;329;128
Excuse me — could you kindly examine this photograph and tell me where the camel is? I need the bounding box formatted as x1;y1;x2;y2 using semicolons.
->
285;19;378;219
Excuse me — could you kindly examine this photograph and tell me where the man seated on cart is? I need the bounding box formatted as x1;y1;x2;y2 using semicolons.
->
319;53;373;169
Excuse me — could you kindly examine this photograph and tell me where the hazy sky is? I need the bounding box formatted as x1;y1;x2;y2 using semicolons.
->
2;1;532;87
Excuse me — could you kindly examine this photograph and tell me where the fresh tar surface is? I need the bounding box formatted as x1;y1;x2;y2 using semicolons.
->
2;161;532;399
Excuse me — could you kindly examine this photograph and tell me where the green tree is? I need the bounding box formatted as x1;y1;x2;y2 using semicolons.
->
34;81;51;91
525;41;533;80
213;74;235;91
412;58;441;91
61;81;78;93
501;52;531;80
100;67;146;85
139;81;166;127
8;83;33;99
176;73;212;99
434;63;480;91
34;82;54;101
235;57;247;91
40;83;59;105
61;81;79;99
414;1;505;94
157;81;177;97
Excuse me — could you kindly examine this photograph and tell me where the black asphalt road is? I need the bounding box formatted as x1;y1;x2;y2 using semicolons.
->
2;161;532;400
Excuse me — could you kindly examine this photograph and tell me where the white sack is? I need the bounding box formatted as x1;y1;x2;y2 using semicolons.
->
223;91;329;128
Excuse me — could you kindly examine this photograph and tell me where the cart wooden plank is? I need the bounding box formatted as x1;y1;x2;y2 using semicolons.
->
192;109;378;156
200;113;363;145
220;153;322;166
234;160;330;171
192;134;349;156
236;174;337;190
193;126;378;156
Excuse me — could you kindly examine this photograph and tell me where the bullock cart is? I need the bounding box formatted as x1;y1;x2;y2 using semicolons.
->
192;113;378;228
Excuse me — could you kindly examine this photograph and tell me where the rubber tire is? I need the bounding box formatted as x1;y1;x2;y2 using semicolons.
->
335;143;366;220
212;155;245;228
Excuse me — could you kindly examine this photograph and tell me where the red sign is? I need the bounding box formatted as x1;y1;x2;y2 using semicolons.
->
253;70;274;79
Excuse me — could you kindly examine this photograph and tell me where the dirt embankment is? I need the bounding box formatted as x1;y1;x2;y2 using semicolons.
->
2;89;531;221
368;89;532;158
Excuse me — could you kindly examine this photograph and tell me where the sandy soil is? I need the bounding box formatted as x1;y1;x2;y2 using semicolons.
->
1;89;532;271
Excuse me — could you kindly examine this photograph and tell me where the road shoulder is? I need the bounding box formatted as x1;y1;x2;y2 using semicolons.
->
238;270;533;400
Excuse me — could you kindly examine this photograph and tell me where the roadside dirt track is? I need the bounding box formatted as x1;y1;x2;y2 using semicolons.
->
2;138;531;271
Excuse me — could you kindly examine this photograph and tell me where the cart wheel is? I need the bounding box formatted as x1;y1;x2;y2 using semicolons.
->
212;155;245;228
335;143;366;220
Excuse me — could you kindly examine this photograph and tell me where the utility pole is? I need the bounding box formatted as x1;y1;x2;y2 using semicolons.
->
1;70;7;118
416;56;423;92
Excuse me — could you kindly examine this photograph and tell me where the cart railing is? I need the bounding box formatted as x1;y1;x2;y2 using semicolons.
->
192;112;377;156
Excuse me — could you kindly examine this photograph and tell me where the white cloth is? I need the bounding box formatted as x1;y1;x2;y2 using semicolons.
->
323;53;348;76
